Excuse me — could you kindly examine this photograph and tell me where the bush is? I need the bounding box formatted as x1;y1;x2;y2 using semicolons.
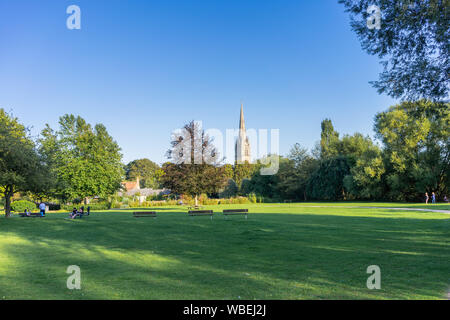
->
11;200;36;213
220;179;239;198
48;203;61;211
248;193;257;203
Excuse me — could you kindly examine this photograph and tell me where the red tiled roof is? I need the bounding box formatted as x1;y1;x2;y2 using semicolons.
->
122;181;138;191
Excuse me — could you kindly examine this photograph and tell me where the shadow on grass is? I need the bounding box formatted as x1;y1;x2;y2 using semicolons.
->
0;211;448;299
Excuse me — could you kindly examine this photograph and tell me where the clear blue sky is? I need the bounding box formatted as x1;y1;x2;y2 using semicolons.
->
0;0;397;165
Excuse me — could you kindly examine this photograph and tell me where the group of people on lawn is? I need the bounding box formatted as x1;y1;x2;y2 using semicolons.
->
23;202;47;217
69;206;91;219
425;192;449;204
22;203;90;218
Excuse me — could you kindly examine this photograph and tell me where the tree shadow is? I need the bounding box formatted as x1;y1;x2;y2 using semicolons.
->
0;211;448;299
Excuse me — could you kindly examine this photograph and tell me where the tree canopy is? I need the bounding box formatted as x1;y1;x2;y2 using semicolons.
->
340;0;449;101
161;121;228;204
125;158;163;189
0;109;46;216
39;114;124;202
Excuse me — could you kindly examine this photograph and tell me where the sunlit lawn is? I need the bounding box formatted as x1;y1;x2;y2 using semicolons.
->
0;203;448;300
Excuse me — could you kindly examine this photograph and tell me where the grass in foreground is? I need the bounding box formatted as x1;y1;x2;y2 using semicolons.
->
0;203;448;300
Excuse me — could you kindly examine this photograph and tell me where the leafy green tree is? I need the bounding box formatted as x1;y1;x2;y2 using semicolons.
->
233;162;255;189
219;179;239;198
320;119;340;159
125;158;163;189
276;144;319;200
39;115;124;203
344;147;386;200
223;164;234;181
374;100;449;200
340;0;449;100
340;133;380;161
0;109;46;216
307;156;352;201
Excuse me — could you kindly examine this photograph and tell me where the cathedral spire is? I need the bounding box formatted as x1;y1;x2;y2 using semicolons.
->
239;103;246;131
235;103;251;163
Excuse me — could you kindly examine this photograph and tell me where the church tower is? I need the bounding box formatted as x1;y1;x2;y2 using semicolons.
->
235;104;251;163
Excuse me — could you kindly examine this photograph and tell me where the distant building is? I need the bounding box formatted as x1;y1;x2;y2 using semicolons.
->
235;104;251;163
119;177;169;201
122;176;140;192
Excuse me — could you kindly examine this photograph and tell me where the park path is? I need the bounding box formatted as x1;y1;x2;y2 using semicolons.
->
355;206;450;214
270;205;450;214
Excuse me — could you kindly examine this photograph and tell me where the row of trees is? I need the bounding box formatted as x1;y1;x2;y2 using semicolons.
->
160;100;449;203
236;100;449;202
0;112;124;216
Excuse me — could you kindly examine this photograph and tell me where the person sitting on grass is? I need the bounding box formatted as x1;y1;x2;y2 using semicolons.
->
25;209;31;217
69;208;79;219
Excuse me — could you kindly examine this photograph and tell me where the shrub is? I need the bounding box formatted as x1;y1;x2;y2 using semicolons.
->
220;179;239;198
48;203;61;211
248;193;257;203
11;200;36;213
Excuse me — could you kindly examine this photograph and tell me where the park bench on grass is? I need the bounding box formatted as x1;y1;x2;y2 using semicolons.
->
133;211;157;218
187;205;204;210
188;210;214;220
223;209;249;220
18;212;44;218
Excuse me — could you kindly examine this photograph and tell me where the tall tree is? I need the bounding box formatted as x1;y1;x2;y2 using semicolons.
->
282;144;319;201
39;115;124;203
162;121;228;205
125;158;163;189
307;156;352;201
340;0;449;101
0;109;45;216
374;100;449;200
320;119;340;159
233;162;255;190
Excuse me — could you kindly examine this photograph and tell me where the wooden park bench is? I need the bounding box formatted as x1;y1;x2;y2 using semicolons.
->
18;212;44;218
188;210;214;220
133;211;157;218
223;209;249;220
187;205;204;210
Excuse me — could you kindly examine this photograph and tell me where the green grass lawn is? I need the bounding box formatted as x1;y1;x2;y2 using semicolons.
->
0;203;448;300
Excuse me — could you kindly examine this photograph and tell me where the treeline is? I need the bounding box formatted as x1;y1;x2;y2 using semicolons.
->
221;100;449;202
0;112;124;216
1;100;448;216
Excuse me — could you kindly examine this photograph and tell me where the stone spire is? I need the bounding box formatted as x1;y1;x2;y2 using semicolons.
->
235;103;251;164
239;103;245;131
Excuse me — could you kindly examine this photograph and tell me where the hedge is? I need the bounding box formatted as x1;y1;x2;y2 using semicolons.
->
11;200;37;213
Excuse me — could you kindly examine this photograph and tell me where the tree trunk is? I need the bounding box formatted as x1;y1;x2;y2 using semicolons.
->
195;194;198;206
4;187;13;217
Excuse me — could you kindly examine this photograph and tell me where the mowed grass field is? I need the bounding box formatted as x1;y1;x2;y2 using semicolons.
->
0;203;449;300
